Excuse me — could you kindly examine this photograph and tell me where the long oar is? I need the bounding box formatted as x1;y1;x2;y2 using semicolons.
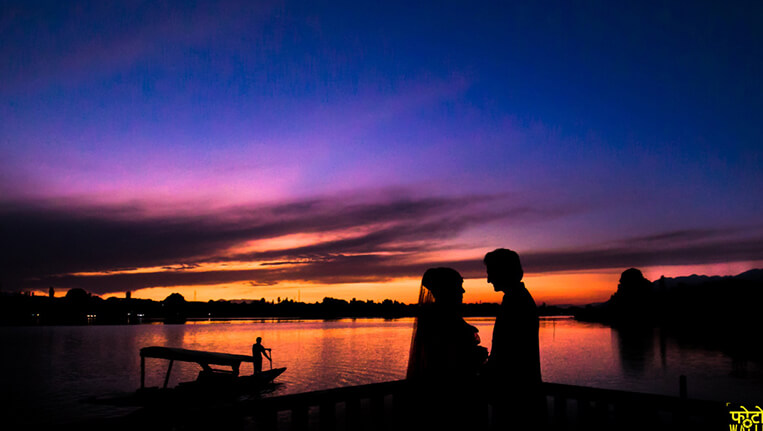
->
268;349;273;370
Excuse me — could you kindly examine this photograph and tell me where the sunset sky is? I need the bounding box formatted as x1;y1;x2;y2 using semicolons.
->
2;1;762;305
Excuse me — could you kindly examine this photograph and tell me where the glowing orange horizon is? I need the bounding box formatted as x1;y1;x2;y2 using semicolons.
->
35;260;763;306
36;270;627;305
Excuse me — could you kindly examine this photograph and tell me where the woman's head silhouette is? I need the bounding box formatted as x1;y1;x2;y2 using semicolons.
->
422;267;464;306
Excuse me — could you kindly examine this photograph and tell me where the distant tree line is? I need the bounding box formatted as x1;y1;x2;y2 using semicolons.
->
0;288;574;325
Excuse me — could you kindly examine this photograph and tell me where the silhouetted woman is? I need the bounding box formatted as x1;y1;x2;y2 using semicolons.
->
405;267;488;429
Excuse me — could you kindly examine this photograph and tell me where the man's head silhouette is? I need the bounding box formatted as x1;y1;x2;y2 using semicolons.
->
483;248;523;292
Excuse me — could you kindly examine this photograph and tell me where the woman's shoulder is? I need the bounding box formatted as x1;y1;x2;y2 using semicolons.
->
462;320;479;333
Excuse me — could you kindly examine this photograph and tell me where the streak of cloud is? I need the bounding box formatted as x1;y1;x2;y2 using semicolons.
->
1;189;577;294
9;224;763;296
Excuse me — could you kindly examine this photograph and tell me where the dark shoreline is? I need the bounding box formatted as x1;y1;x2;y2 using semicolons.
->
0;292;576;326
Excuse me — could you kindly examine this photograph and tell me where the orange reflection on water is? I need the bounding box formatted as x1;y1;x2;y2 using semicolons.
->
466;316;617;388
536;318;618;386
135;318;415;391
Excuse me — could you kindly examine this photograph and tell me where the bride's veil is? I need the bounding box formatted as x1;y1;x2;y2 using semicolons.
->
406;282;435;379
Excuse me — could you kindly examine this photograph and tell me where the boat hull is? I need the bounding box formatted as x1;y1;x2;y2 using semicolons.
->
193;367;287;389
90;367;287;407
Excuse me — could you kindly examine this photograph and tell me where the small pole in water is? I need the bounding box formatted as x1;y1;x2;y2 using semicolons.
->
679;375;687;399
164;359;174;389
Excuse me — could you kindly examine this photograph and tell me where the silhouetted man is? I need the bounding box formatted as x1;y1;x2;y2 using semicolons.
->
252;337;271;374
483;248;543;428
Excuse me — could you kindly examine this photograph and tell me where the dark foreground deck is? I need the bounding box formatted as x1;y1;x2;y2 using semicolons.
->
242;379;726;431
108;378;728;431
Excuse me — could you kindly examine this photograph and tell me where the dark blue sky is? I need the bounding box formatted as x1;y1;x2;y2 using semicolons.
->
2;0;762;302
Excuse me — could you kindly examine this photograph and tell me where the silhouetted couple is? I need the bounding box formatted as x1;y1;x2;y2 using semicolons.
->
406;248;543;430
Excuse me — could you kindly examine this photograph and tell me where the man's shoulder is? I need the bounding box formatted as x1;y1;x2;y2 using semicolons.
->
505;288;537;306
522;288;538;307
503;289;538;323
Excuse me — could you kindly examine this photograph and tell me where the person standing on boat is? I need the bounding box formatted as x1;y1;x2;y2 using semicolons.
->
252;337;271;374
483;248;544;429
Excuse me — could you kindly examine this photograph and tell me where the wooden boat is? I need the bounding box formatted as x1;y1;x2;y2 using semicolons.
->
140;346;287;390
90;346;286;407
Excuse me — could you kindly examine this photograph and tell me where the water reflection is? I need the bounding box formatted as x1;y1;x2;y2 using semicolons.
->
612;325;656;376
2;317;763;427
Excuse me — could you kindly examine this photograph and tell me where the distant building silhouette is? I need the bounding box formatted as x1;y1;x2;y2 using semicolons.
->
49;286;55;298
126;291;131;299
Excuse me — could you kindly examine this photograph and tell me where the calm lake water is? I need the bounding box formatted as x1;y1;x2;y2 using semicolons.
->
2;317;762;426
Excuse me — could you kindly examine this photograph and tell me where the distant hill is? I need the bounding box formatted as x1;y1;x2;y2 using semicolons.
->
575;267;763;326
574;267;763;359
655;268;763;290
736;268;763;282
